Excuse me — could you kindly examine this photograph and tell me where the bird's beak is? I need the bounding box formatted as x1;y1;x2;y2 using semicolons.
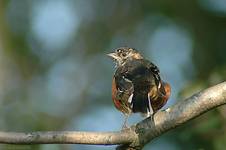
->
107;52;119;60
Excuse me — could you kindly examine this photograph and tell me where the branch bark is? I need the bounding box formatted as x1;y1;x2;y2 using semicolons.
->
0;131;136;145
0;81;226;150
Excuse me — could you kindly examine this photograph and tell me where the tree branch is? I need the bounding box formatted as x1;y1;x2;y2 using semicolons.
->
0;131;136;145
0;81;226;150
131;81;226;149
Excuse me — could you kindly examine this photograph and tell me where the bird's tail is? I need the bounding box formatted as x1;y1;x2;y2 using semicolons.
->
131;93;153;117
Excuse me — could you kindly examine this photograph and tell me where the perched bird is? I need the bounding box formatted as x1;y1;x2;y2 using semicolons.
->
107;47;171;128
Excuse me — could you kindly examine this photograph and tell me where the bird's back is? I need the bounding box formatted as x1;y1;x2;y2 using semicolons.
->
114;59;162;114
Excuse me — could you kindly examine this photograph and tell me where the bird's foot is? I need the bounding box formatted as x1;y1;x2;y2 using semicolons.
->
121;123;132;132
121;114;130;131
122;122;129;130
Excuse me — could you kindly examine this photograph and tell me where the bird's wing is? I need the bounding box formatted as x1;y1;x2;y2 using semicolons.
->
147;61;167;97
114;67;134;105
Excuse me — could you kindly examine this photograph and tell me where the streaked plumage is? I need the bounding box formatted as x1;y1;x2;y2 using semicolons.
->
108;47;171;127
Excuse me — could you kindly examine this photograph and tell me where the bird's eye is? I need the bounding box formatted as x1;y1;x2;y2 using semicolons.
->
116;49;122;53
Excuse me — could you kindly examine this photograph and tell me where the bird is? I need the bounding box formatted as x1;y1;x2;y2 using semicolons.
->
107;47;171;128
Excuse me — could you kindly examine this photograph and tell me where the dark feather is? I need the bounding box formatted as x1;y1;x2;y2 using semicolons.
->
114;59;163;114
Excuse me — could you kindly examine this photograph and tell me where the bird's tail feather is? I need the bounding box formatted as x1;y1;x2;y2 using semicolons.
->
132;93;153;117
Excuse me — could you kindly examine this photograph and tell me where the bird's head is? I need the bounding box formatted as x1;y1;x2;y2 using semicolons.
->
107;47;143;67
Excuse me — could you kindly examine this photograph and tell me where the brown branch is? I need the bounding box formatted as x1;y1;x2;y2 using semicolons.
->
0;131;136;145
0;81;226;150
